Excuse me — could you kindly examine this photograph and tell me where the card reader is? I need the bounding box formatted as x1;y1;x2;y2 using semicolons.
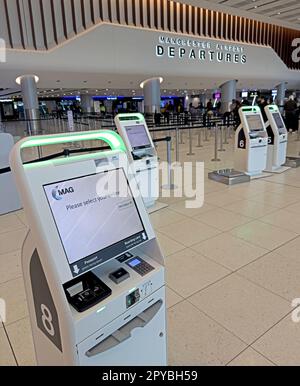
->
109;268;130;284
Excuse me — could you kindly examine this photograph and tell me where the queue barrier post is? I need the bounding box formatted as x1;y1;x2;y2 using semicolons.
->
204;126;209;142
219;125;226;152
179;129;185;144
187;128;195;156
161;136;177;190
175;127;180;163
224;125;229;145
196;128;203;148
212;124;221;162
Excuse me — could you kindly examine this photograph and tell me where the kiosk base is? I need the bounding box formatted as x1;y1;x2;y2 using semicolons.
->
208;169;250;185
250;172;273;180
285;157;300;168
264;165;291;173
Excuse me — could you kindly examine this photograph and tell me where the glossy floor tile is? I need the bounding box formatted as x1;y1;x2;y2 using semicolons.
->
191;233;268;271
253;313;300;366
195;207;252;232
189;274;290;345
168;301;247;366
6;318;36;366
259;209;300;234
0;228;28;255
0;214;25;235
0;328;17;366
0;250;22;285
166;248;230;298
0;278;28;325
237;251;300;302
227;347;274;366
158;218;221;247
230;220;298;251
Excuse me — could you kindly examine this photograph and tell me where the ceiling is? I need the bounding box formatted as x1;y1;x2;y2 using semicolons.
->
199;0;300;28
0;20;299;96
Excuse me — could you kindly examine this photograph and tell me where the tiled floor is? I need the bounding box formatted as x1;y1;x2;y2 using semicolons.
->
1;129;300;365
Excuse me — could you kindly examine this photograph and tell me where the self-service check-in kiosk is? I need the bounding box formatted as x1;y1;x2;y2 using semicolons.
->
115;114;159;209
10;130;167;366
264;105;288;172
0;132;21;214
234;106;268;176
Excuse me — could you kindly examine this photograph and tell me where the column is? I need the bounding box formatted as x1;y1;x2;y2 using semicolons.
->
16;74;40;135
276;82;286;108
80;94;94;113
140;77;163;114
184;94;191;110
200;93;207;107
220;80;237;114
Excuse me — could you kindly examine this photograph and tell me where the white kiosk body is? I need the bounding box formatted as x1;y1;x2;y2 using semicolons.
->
115;114;159;208
264;105;288;171
234;106;268;176
10;131;167;366
0;132;22;214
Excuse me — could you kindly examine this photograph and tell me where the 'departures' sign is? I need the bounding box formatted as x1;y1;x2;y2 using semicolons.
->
156;35;247;64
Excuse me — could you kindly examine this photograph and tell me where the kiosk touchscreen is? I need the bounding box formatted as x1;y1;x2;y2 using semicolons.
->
264;105;288;172
115;114;159;209
10;131;167;366
234;106;268;176
0;133;21;214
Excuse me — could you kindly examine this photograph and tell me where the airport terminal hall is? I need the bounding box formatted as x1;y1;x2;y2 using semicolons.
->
1;0;300;370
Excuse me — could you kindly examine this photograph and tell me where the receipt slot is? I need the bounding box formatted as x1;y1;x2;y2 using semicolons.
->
264;105;288;172
10;130;167;366
115;114;159;209
234;106;268;176
0;132;21;214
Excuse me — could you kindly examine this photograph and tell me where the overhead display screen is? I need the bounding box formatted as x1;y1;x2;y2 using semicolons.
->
125;124;151;150
44;168;148;276
246;114;265;131
272;112;285;132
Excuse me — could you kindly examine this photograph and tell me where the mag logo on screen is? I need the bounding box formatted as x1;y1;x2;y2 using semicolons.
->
51;186;75;201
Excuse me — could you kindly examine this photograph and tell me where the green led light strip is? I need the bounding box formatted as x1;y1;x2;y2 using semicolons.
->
242;106;260;112
20;130;126;152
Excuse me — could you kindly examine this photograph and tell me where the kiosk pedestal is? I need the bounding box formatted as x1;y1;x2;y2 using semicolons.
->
234;106;268;176
115;114;159;209
10;131;167;366
264;105;288;172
